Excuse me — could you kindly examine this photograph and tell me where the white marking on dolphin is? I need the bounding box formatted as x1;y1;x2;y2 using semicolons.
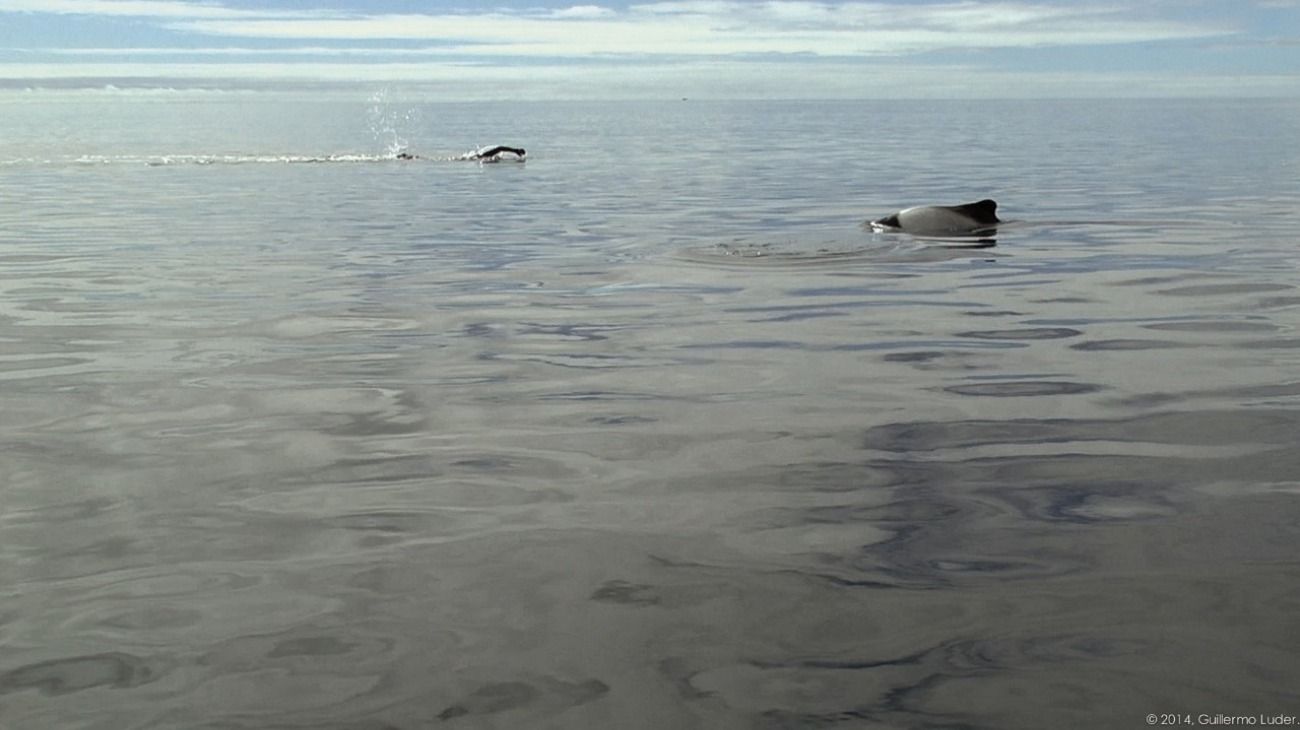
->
871;199;1001;237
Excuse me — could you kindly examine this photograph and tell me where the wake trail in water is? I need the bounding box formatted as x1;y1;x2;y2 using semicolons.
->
0;152;523;167
0;89;530;168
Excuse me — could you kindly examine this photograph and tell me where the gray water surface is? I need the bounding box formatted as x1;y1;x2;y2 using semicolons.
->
2;96;1299;729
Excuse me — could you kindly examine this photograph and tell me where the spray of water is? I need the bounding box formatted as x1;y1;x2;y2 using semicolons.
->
366;88;420;157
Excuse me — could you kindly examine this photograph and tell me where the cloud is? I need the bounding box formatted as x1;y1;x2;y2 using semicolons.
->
548;5;617;19
163;2;1231;57
0;0;1234;58
0;0;319;19
7;0;1275;99
43;46;471;57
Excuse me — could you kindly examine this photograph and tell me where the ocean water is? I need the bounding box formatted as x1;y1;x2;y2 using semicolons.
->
2;93;1300;729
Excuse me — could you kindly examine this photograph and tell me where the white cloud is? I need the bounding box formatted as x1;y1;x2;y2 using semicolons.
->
6;0;1277;98
0;0;1234;57
548;5;617;19
44;46;466;57
163;3;1230;57
0;0;318;19
627;1;1105;32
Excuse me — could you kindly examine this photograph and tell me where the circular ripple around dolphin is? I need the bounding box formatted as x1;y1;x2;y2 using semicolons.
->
944;381;1100;397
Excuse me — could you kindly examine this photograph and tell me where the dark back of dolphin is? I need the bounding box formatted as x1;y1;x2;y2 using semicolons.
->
477;145;525;158
951;199;1000;224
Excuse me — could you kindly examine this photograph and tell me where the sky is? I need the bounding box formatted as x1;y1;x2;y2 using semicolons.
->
0;0;1297;97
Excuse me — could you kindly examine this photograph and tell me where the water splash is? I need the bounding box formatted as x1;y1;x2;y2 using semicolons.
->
366;88;420;157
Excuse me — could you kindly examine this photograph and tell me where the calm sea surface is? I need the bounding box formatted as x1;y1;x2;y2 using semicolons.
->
2;94;1300;729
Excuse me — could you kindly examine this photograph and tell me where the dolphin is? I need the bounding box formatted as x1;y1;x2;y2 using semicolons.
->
469;145;526;161
395;146;527;162
871;199;1001;237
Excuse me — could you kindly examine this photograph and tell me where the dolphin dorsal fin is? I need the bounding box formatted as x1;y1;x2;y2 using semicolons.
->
952;199;999;224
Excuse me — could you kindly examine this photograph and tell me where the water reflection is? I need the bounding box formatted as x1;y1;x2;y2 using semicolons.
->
4;99;1300;729
678;234;998;267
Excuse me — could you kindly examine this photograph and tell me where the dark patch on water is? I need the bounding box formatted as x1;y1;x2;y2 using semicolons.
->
438;681;539;720
590;579;661;606
1071;339;1189;351
795;499;963;525
682;339;804;350
882;351;945;363
451;456;513;470
983;483;1178;524
1144;319;1277;333
517;322;622;341
943;381;1100;397
437;677;608;722
955;327;1083;340
267;636;356;658
1236;337;1300;349
962;310;1025;317
862;410;1300;451
1156;283;1293;297
586;414;657;425
0;653;162;696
